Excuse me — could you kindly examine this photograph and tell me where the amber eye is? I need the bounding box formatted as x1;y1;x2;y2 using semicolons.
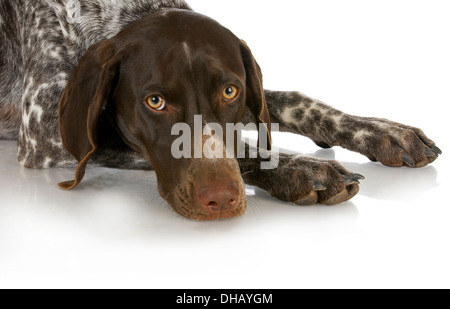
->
222;85;239;101
146;95;166;111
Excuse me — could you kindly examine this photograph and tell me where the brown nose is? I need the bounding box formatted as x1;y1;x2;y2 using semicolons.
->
196;181;240;213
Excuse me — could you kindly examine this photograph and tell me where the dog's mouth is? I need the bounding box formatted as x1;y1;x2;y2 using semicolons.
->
169;184;246;221
155;148;247;220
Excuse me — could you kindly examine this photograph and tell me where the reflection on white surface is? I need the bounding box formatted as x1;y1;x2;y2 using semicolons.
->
303;147;440;201
0;134;448;288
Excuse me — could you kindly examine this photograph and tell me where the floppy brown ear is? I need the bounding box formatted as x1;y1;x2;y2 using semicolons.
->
240;40;272;150
58;42;121;190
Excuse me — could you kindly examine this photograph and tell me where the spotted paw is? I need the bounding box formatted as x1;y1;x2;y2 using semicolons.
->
243;156;364;206
351;118;441;168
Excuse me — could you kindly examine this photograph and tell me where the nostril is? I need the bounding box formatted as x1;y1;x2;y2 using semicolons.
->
207;198;237;213
196;181;240;213
205;199;219;209
227;199;236;209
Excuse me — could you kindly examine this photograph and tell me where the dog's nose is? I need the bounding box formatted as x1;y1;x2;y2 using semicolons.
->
196;181;240;213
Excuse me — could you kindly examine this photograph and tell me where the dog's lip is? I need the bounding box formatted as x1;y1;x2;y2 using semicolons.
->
170;186;246;221
176;202;246;221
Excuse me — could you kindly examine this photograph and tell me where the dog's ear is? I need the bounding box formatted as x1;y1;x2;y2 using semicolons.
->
240;40;272;150
58;42;122;190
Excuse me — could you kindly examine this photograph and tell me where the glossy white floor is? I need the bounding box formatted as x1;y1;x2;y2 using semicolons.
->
1;1;449;289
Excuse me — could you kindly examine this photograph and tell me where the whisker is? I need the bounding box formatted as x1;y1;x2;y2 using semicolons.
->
241;170;254;177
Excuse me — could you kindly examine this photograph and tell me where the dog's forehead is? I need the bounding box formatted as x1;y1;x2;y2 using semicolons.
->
179;39;243;77
157;9;240;46
119;10;245;87
127;9;243;67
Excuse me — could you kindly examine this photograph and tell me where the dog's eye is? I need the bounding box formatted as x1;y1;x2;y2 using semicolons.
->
146;95;166;111
222;85;239;101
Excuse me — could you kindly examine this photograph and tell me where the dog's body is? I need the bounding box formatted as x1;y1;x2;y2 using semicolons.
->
0;0;441;220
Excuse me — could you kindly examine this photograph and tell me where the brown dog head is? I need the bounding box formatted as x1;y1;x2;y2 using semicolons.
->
58;9;271;221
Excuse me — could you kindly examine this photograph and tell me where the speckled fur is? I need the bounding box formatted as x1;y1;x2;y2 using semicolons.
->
264;90;440;168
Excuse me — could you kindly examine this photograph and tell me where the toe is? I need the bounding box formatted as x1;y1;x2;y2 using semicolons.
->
432;145;442;155
424;147;439;165
294;191;318;206
319;188;349;205
345;184;360;202
402;152;416;167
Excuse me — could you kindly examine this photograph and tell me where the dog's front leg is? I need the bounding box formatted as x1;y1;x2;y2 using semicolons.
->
237;143;363;205
264;90;441;168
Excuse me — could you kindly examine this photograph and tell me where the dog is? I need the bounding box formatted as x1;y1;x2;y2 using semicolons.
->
0;0;441;220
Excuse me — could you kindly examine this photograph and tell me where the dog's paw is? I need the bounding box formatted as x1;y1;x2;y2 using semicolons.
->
246;156;364;205
347;118;442;168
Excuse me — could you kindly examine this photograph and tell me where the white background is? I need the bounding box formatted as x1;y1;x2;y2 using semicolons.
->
1;0;449;288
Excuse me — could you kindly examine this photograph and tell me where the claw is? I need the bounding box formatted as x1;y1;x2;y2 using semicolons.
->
312;180;327;191
344;176;359;185
344;173;365;185
425;148;438;158
352;174;365;180
402;152;415;167
432;145;442;155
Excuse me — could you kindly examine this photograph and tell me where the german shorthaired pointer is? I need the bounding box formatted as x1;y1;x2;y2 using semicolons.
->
0;0;441;220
